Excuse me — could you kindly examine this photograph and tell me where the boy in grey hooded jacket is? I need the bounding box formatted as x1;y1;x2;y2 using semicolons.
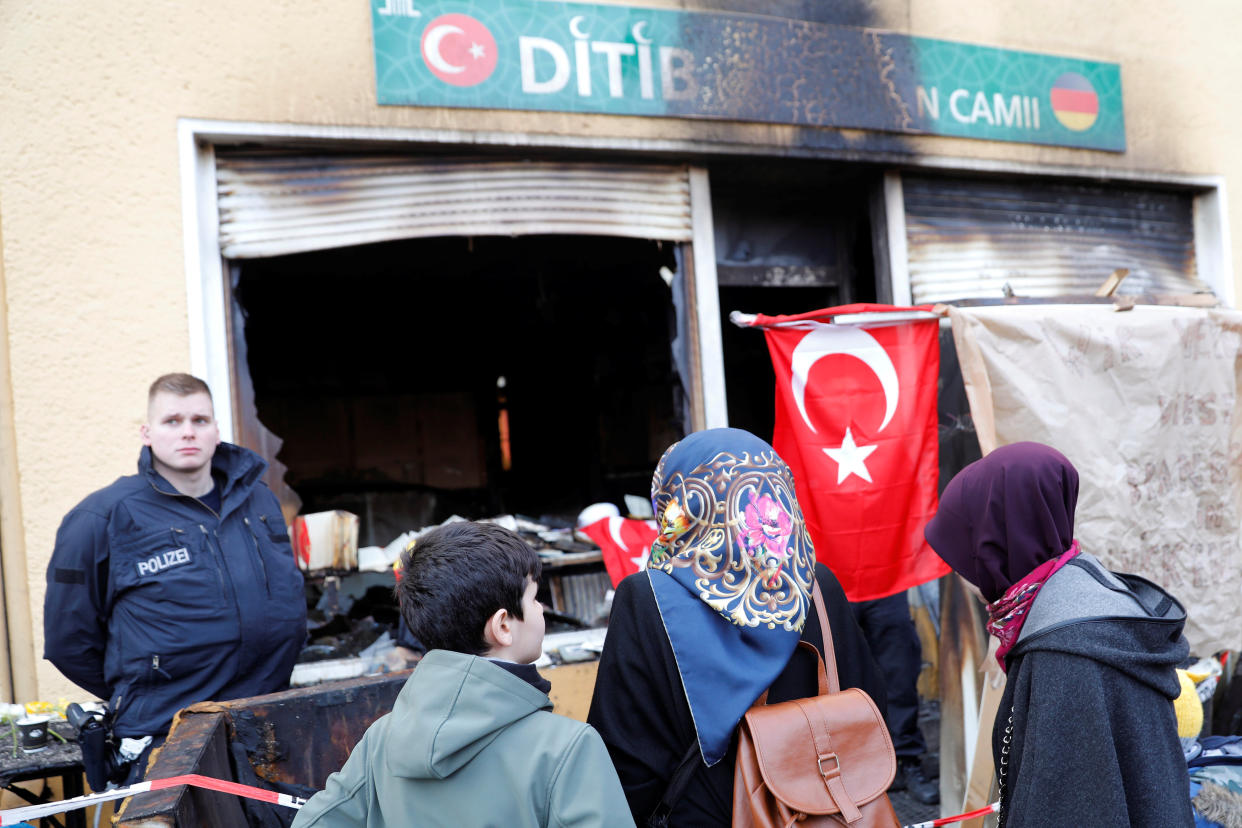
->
292;522;633;828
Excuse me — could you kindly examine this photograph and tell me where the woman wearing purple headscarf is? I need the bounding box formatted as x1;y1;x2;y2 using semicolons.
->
925;442;1192;828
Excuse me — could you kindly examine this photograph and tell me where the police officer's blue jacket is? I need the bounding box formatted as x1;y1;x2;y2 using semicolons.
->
44;443;307;738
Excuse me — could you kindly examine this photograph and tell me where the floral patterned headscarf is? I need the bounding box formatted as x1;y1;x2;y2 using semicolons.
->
645;428;817;764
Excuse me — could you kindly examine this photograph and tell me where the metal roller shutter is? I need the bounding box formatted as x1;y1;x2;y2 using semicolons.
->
215;151;693;258
903;175;1206;304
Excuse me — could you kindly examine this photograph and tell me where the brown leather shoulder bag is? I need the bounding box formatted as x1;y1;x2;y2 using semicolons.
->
732;584;900;827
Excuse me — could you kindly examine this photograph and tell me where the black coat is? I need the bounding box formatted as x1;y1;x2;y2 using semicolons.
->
995;555;1193;828
587;563;887;826
44;444;307;738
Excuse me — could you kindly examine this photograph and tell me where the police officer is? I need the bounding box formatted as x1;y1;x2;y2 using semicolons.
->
44;373;306;782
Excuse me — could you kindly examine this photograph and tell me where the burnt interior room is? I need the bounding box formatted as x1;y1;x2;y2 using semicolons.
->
711;161;880;439
234;234;680;547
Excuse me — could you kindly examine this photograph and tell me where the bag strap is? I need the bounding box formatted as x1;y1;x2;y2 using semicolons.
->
753;581;836;707
648;580;840;823
646;742;701;827
806;581;868;821
795;696;865;823
812;580;840;694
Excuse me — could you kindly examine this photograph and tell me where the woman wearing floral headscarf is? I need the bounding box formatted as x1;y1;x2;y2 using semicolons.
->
587;428;886;826
924;442;1192;828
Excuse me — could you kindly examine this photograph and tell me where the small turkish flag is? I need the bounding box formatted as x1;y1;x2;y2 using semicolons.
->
580;517;659;588
747;303;946;601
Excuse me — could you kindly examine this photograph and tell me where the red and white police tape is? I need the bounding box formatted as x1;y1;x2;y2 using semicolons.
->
904;801;1001;828
0;773;998;828
0;773;306;824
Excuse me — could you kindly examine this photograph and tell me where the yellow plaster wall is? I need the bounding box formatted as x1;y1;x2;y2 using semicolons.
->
1;0;1240;703
546;661;600;722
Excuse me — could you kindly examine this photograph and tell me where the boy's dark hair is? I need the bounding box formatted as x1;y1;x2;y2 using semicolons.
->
395;521;542;655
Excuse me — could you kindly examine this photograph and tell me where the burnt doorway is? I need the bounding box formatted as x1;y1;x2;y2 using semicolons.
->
233;233;680;545
710;161;881;439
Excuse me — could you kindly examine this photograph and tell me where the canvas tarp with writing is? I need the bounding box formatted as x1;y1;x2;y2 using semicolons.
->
949;304;1242;654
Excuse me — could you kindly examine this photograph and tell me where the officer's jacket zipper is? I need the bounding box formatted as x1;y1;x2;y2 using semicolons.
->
243;517;271;595
147;478;220;520
198;524;228;599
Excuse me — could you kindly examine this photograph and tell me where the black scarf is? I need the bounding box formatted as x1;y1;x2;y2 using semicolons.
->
489;659;552;695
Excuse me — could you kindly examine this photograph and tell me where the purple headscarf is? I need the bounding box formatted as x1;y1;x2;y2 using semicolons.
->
924;442;1079;603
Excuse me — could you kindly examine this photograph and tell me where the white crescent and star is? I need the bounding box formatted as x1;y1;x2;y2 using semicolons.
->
605;516;653;570
423;24;466;74
790;323;899;485
607;516;628;551
824;427;877;484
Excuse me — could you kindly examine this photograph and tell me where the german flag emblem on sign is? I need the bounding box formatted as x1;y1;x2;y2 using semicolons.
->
1050;72;1100;131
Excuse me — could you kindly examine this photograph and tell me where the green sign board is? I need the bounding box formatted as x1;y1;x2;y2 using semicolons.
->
371;0;1124;151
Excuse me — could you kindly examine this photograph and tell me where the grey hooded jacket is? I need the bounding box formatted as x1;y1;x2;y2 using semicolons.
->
293;649;635;828
996;552;1193;827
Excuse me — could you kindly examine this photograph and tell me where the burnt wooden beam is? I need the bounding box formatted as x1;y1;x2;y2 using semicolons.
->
117;671;411;827
117;712;243;828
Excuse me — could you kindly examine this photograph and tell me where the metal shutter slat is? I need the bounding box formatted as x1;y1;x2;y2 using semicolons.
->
903;176;1204;303
215;153;693;258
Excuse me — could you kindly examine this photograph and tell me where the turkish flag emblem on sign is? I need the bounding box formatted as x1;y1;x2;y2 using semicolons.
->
750;303;947;602
580;517;659;588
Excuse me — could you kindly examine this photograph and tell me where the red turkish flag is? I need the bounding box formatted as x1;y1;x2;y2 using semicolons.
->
749;303;947;601
580;517;659;588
